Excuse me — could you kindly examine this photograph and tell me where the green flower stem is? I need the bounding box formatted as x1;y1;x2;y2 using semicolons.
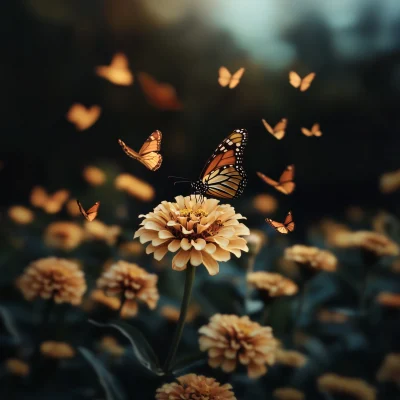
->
163;264;196;373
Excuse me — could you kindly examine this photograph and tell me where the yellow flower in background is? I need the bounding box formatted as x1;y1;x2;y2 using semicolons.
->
253;193;278;214
275;349;307;368
160;304;199;323
5;359;30;377
115;173;155;202
96;261;159;317
118;241;144;257
376;292;400;308
84;220;121;246
317;373;376;400
379;169;400;194
273;388;305;400
82;165;106;186
17;257;86;305
284;245;338;272
99;336;125;357
199;314;277;378
376;353;400;383
156;374;236;400
8;206;34;225
88;289;121;311
44;221;85;251
317;309;349;323
134;196;249;276
40;341;75;359
247;271;298;297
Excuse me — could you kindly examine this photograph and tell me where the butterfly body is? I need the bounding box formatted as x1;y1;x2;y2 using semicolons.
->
118;130;163;171
191;129;248;200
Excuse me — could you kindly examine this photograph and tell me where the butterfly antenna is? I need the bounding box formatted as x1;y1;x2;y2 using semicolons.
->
168;175;190;181
173;180;191;186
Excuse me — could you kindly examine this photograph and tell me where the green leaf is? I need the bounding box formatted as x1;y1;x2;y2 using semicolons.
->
0;306;22;344
78;347;127;400
89;319;164;376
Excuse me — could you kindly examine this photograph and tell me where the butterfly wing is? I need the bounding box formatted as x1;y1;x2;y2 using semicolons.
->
311;123;322;136
137;152;163;171
273;118;287;140
265;218;288;234
77;200;100;222
283;211;295;232
138;130;162;155
256;171;279;187
301;127;312;137
300;72;316;92
228;67;245;89
112;53;128;69
199;129;248;199
261;119;274;135
118;139;140;160
289;71;301;88
218;67;232;87
276;165;295;195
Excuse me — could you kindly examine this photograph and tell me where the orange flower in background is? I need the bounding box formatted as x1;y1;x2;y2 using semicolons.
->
317;373;376;400
138;72;183;110
246;229;267;256
247;272;298;297
8;206;34;225
134;196;250;276
40;341;75;359
85;289;120;312
17;257;86;305
96;261;159;317
66;199;81;217
346;206;365;223
44;221;85;251
84;220;121;246
253;193;278;214
160;304;199;323
273;388;305;400
82;166;106;186
5;359;30;377
156;374;236;400
115;173;155;202
376;353;400;383
317;309;349;323
379;169;400;193
376;292;400;308
199;314;277;378
284;245;338;272
30;186;69;214
99;336;125;357
118;241;144;257
66;104;101;131
95;53;133;86
275;349;307;368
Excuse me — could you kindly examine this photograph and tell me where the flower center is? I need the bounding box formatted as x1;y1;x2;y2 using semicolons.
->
179;208;209;218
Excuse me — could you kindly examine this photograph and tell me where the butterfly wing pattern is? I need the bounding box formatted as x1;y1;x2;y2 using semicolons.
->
289;71;315;92
218;67;245;89
77;201;100;222
266;211;295;234
257;165;295;195
192;129;248;199
118;131;162;171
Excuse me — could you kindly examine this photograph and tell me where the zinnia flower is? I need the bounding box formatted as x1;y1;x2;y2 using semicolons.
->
273;388;305;400
275;349;307;368
376;353;400;383
156;374;236;400
84;220;121;246
44;221;85;251
40;341;75;359
5;359;30;377
17;257;86;305
134;195;250;276
82;165;106;186
199;314;277;378
284;245;338;272
376;292;400;308
8;206;34;225
317;373;376;400
115;173;155;202
96;261;159;316
247;271;298;298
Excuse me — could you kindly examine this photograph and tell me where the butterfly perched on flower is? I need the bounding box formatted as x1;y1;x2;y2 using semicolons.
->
257;165;295;195
66;104;101;131
218;67;245;89
77;201;100;222
181;129;248;200
301;123;322;137
289;71;316;92
95;53;133;86
266;211;295;234
262;118;287;140
118;131;162;171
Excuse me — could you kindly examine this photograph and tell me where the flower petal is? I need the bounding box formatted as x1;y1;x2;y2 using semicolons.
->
190;249;203;266
202;252;219;275
181;238;192;250
212;247;231;261
159;230;175;239
204;243;216;254
172;249;190;269
192;238;206;250
168;240;181;252
154;246;169;261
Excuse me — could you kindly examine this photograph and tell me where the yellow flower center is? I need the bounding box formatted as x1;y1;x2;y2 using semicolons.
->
179;208;209;218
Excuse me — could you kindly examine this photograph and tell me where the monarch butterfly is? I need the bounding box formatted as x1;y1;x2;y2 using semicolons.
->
66;104;101;131
218;67;245;89
77;200;100;222
266;211;295;234
301;123;322;137
95;53;133;86
118;131;162;171
289;71;316;92
30;186;70;214
257;165;295;195
262;118;287;140
188;129;248;200
138;72;182;110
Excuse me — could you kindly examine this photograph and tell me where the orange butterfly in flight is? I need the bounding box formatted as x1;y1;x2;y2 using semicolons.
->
30;186;70;214
118;130;163;171
138;72;182;111
218;67;245;89
266;211;295;234
289;71;316;92
95;53;133;86
66;104;101;131
77;200;100;222
262;118;287;140
301;123;322;137
257;165;295;195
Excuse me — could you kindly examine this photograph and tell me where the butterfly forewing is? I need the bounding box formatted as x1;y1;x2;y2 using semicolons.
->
138;130;162;155
266;211;295;234
218;67;245;89
289;71;315;91
229;68;245;89
300;73;316;91
77;200;100;222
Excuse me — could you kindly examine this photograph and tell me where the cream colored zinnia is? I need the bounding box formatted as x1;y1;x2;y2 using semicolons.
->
44;221;85;251
284;245;338;272
199;314;277;379
156;374;236;400
134;195;250;276
247;271;298;297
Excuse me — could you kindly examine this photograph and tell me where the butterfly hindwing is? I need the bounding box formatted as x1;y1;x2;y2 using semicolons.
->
266;211;294;234
289;71;315;92
218;67;245;89
257;165;295;195
77;200;100;222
